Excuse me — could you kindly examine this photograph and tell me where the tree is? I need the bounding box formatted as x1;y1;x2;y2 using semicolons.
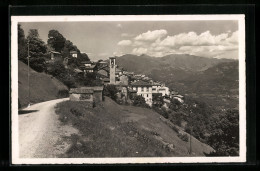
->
132;95;149;108
103;84;118;101
152;93;164;108
207;109;239;156
18;24;27;61
169;98;182;111
47;30;66;52
27;29;47;72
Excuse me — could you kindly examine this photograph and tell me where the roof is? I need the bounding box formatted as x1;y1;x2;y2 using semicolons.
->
70;51;77;54
128;89;137;93
109;57;116;59
102;78;110;82
131;80;152;87
81;61;92;64
74;68;83;73
81;86;104;91
69;88;93;94
85;65;96;69
50;51;61;54
152;83;161;86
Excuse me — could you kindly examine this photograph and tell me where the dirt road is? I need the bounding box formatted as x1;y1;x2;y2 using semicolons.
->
19;98;78;158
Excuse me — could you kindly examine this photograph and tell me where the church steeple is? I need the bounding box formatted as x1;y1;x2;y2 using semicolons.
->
109;57;116;84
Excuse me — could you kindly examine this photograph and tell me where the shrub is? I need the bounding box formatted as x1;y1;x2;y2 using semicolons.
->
177;133;189;142
103;84;118;101
57;89;69;98
132;95;149;108
70;108;84;117
171;125;179;133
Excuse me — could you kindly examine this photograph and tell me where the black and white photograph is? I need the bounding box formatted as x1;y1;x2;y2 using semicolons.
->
11;15;246;164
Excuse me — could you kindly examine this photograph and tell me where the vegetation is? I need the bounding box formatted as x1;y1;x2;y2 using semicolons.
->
207;109;239;156
55;97;213;157
103;84;118;101
18;61;68;108
132;95;150;108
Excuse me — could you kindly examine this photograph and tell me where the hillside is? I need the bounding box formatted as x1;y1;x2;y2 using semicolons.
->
115;54;238;110
18;60;68;108
55;97;214;157
163;61;239;110
116;54;235;74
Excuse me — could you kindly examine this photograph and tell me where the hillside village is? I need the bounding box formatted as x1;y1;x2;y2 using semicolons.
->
55;50;184;108
17;26;239;158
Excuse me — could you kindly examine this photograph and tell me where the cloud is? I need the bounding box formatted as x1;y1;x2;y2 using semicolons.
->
121;33;134;37
226;30;238;44
159;31;230;47
113;51;125;57
132;47;148;55
116;29;239;59
117;40;132;46
134;29;167;41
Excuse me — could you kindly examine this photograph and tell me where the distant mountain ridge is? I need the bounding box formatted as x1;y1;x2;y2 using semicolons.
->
115;54;236;74
114;53;238;109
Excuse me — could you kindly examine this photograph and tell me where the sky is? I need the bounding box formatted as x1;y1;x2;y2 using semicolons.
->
20;20;238;61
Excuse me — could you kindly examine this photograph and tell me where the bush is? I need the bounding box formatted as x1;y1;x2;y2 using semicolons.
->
177;133;189;142
132;95;149;108
70;108;84;117
103;84;118;101
57;89;69;98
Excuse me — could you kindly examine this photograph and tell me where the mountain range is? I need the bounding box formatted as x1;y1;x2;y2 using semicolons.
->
115;54;239;110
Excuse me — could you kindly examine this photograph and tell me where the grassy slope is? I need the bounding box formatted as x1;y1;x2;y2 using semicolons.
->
18;60;68;107
55;97;213;157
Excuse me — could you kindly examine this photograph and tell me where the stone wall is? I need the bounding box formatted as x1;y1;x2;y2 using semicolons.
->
70;93;93;102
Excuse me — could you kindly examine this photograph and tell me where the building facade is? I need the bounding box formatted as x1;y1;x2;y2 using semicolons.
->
131;80;153;106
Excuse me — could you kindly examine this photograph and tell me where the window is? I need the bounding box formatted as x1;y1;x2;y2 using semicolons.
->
141;87;144;92
147;94;148;97
146;87;149;92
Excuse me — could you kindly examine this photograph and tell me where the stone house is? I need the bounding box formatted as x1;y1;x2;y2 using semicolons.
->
69;86;104;107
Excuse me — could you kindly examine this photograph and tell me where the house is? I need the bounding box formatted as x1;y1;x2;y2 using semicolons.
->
81;61;93;67
131;80;153;106
158;87;170;96
69;86;104;105
50;51;62;60
69;88;94;108
70;51;78;58
80;62;98;73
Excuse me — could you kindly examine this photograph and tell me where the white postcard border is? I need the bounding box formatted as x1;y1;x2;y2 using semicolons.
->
11;15;246;164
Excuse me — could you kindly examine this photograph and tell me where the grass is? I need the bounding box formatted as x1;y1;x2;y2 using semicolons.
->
18;60;68;107
55;97;214;157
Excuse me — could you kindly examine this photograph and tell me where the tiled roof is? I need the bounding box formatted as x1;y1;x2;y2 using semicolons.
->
131;80;152;87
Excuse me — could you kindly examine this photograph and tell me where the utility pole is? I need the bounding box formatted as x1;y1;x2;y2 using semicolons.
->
189;110;193;155
189;126;192;155
27;39;30;107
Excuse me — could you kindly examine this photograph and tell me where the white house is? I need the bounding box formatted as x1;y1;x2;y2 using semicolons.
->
151;83;170;96
131;80;153;106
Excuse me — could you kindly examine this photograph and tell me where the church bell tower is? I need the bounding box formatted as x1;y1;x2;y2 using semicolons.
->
109;57;116;84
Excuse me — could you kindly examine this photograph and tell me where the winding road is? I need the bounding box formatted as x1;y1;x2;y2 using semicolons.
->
19;98;78;158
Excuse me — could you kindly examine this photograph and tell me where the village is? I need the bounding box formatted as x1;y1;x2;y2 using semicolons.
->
51;50;184;108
